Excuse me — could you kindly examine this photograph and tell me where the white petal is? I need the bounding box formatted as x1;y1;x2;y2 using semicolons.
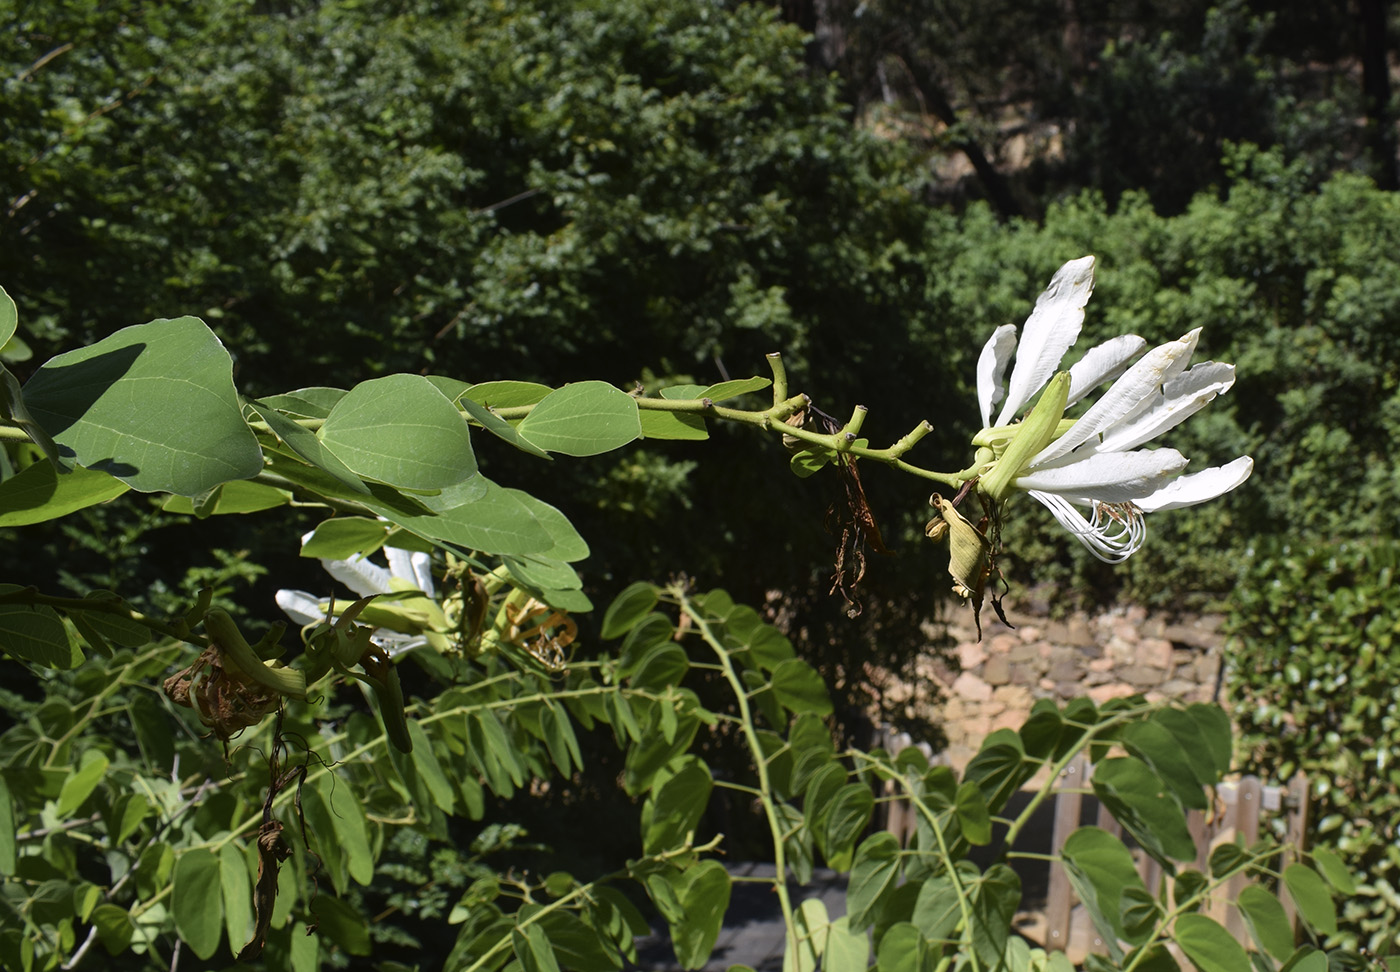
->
1031;329;1200;465
386;546;435;596
1028;490;1146;563
323;554;391;597
1066;334;1147;406
1015;448;1188;503
1093;361;1235;454
1134;456;1253;512
276;589;326;627
977;324;1018;428
995;256;1096;425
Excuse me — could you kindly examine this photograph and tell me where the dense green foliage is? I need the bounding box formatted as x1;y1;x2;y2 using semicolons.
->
1227;540;1400;954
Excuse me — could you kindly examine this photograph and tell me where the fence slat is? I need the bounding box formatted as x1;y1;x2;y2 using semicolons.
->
1045;754;1087;953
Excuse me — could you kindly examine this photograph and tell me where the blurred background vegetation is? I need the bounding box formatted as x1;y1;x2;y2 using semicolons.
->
5;0;1400;951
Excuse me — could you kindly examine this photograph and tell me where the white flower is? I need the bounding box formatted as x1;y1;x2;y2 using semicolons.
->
973;256;1253;562
276;534;440;658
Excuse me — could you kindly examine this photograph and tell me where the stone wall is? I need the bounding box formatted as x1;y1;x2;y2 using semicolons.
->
874;602;1227;772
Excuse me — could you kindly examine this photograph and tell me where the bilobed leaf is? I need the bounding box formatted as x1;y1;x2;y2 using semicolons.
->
23;317;263;495
787;897;830;972
300;517;390;560
770;658;832;715
955;780;993;846
1282;863;1337;935
1150;708;1222;786
601;582;659;639
516;381;641;456
504;554;583;593
1091;756;1197;864
963;735;1032;813
91;902;135;953
220;842;253;955
670;861;731;970
821;784;875;871
1173;914;1250;972
629;643;689;692
172;848;223;959
876;922;930;972
643;757;712;854
846;832;902;931
247;398;371;494
970;864;1020;969
1185;703;1233;778
1121;720;1210;809
504;489;590;562
0;461;129;527
1237;885;1295;960
0;588;77;669
823;923;869;972
57;750;108;816
1060;826;1147;951
911;873;963;944
319;374;476;489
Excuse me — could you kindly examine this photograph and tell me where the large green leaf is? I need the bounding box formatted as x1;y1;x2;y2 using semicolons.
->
643;757;713;854
970;864;1020;969
464;380;553;409
0;775;15;875
1282;863;1338;935
159;479;291;516
220;842;253;956
1311;847;1357;895
819;783;875;871
955;780;993;846
172;849;223;960
876;922;932;972
319;374;476;489
516;381;641;456
321;775;374;886
299;517;390;560
56;751;108;816
22;317;263;495
0;286;15;347
1120;720;1209;810
1059;826;1148;953
669;860;731;970
0;587;77;669
457;394;552;458
1237;885;1295;960
1091;756;1197;864
770;658;832;715
504;489;589;562
601;582;659;639
0;460;129;526
846;832;902;930
1173;914;1250;972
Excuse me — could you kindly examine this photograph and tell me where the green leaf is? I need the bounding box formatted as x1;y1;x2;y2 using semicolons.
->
464;380;553;409
970;864;1020;969
1282;863;1337;935
0;461;129;527
955;780;993;846
700;376;771;401
311;895;371;955
1060;826;1148;953
321;775;374;886
513;923;564;972
820;784;875;871
1091;756;1197;864
770;658;832;715
23;317;263;495
639;408;709;440
669;861;731;970
630;643;690;692
1310;847;1357;895
504;554;583;593
247;398;371;494
787;897;829;972
0;775;14;875
602;582;659;639
1278;948;1327;972
1237;885;1295;961
172;849;223;960
1174;914;1251;972
457;394;552;458
57;750;108;816
159;478;291;515
516;381;642;456
1185;703;1233;778
1120;720;1210;810
91;902;135;954
0;286;15;347
504;489;590;562
911;872;964;945
846;832;901;931
408;721;457;812
0;589;76;668
319;374;477;489
963;736;1032;813
2;363;62;464
876;922;931;972
220;842;253;955
299;517;390;560
1150;708;1223;786
644;758;713;854
258;387;346;418
789;448;831;478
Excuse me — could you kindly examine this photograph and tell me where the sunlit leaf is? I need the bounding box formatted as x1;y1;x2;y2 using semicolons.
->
320;374;476;489
1173;914;1250;972
516;381;641;456
1282;863;1337;935
0;461;129;527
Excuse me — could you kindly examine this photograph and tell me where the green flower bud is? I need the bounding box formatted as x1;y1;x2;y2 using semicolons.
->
976;371;1070;504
